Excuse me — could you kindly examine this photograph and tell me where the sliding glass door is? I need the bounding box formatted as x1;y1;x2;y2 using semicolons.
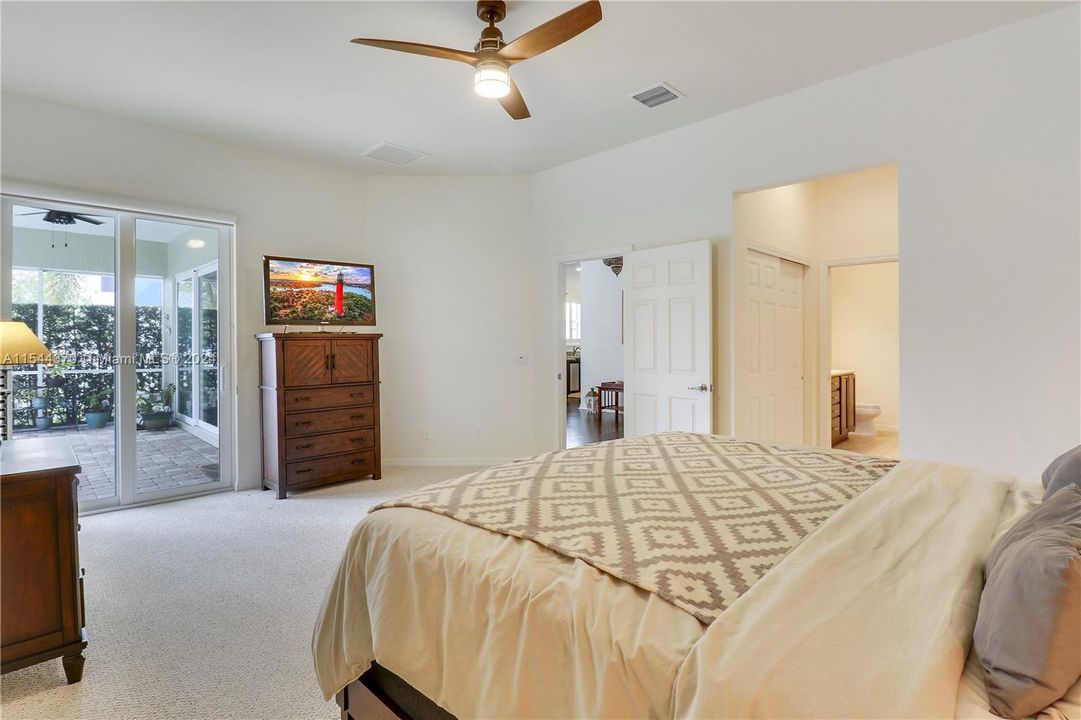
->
173;261;219;434
1;196;234;511
3;200;119;505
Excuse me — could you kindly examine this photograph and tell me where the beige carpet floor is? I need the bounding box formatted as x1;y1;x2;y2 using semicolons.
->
0;466;481;720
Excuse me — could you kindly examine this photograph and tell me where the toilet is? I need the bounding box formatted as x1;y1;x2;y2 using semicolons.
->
853;404;882;436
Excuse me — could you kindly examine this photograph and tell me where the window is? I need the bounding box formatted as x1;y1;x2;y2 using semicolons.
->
565;301;581;341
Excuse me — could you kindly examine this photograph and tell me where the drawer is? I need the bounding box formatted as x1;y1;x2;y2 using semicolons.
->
832;403;841;419
831;389;840;404
287;451;376;486
284;406;375;437
831;377;840;391
832;417;841;432
284;385;374;412
285;428;375;461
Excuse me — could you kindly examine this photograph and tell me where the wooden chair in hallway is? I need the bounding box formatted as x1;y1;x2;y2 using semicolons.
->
596;381;623;425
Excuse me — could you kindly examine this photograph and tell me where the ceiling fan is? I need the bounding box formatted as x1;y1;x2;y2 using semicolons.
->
351;0;602;120
16;210;104;226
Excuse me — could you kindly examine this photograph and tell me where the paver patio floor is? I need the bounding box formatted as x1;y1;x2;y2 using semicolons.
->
16;425;219;503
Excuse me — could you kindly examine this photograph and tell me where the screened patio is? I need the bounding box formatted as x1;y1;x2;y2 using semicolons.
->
8;208;222;505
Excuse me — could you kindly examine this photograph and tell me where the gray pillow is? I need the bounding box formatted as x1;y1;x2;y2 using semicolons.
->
974;485;1081;719
1043;446;1081;500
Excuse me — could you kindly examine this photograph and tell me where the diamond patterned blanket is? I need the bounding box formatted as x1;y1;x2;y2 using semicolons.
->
374;433;897;624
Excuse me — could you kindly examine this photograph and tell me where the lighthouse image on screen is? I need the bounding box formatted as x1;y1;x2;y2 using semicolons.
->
264;256;375;325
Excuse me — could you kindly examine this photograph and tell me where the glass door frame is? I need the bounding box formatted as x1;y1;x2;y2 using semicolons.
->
173;272;197;427
171;260;219;437
1;193;236;512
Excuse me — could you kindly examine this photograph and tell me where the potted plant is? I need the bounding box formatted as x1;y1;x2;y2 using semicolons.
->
30;389;49;412
137;383;176;430
31;388;59;430
84;390;112;430
44;359;72;388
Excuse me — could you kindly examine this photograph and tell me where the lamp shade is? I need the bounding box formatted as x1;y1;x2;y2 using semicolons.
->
0;322;54;366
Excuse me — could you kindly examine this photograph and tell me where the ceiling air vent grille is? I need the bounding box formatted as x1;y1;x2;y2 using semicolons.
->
363;141;427;166
630;83;682;109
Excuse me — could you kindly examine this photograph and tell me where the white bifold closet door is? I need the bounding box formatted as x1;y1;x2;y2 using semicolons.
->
745;249;804;445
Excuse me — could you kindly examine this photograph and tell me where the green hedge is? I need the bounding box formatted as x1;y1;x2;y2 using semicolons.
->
10;302;163;428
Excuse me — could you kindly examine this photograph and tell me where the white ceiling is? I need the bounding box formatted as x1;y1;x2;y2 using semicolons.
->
0;1;1064;175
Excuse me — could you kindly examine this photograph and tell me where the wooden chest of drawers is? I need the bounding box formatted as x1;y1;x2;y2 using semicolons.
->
257;332;382;498
1;438;87;683
831;372;856;445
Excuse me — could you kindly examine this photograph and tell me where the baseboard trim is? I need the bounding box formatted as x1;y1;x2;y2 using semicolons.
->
382;458;511;468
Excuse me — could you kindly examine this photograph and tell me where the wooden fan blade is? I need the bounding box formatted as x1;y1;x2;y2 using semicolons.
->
497;0;601;64
499;75;530;120
351;38;477;65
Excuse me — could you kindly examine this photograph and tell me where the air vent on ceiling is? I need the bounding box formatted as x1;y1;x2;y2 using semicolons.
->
363;141;427;166
630;82;683;109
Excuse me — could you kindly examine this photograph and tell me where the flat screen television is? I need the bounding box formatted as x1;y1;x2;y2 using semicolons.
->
263;255;376;326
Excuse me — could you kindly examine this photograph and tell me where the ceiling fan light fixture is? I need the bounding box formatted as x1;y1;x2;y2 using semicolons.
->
473;59;510;99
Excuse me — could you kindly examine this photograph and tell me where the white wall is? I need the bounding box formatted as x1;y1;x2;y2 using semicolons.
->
813;166;898;259
831;262;900;429
577;259;622;400
533;8;1080;480
362;175;538;463
0;92;540;488
564;264;580;303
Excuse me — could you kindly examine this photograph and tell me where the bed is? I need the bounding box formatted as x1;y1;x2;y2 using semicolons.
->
312;433;1079;719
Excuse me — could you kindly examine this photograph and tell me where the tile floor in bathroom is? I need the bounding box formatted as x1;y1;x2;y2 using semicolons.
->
835;431;900;459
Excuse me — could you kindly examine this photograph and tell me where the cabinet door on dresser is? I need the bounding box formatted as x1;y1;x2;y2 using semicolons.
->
283;340;330;387
330;340;373;384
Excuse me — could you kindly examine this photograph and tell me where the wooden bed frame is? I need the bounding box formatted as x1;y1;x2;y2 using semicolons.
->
337;663;455;720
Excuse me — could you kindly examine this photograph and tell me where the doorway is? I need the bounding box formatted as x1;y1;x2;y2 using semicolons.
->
1;195;235;511
562;258;624;449
825;259;899;458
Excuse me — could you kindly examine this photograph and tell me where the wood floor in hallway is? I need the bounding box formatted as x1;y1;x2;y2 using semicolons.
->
566;396;623;448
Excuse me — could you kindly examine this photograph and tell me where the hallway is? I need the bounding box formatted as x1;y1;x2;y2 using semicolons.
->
566;396;622;448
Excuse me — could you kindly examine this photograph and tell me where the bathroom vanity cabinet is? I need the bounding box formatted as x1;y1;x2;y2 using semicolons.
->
831;371;856;445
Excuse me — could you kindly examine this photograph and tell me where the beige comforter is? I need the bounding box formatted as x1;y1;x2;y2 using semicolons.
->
313;452;1073;719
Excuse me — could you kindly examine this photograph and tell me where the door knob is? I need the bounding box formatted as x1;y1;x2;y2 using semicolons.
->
687;384;710;392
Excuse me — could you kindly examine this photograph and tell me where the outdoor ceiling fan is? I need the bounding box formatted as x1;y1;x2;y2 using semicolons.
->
16;210;104;226
351;0;602;120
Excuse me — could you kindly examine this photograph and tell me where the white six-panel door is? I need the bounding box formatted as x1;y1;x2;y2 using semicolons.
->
623;239;713;437
745;249;804;444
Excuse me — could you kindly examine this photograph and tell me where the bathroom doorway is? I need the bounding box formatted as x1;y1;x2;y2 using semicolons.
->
825;258;900;458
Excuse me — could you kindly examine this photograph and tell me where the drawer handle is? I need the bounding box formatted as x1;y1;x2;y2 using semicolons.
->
350;393;365;398
296;468;313;474
296;443;313;450
351;459;368;465
295;421;313;426
293;396;312;402
350;414;366;420
350;437;364;443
